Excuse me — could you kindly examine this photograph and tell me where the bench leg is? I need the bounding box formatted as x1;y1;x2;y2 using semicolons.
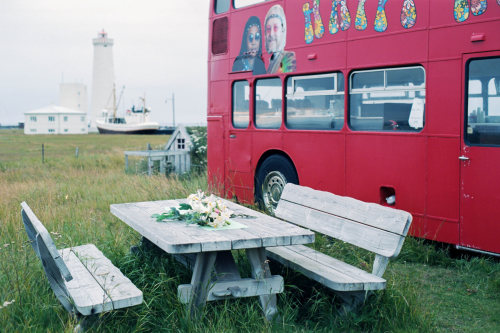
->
336;291;367;314
130;236;161;255
188;252;217;318
246;248;279;322
73;314;98;333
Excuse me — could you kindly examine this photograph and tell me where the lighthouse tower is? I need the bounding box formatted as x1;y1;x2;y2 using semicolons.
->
90;30;114;131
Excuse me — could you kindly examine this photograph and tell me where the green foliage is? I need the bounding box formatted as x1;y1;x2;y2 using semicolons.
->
187;126;207;171
0;130;499;332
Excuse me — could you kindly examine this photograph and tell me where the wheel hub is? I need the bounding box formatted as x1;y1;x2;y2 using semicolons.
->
262;171;287;213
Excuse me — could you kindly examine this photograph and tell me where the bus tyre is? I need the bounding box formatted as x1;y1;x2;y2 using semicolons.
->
256;155;298;214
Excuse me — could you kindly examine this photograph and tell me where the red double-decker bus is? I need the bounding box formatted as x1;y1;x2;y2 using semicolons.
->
206;0;500;255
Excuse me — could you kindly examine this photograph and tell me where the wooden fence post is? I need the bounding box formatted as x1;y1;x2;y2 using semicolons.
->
42;144;44;164
75;147;79;158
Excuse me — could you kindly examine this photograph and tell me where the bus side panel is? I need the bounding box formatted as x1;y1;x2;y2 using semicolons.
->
293;43;347;75
425;137;460;244
210;58;229;82
429;22;500;61
207;115;225;196
426;60;462;135
283;131;346;195
345;134;426;214
347;30;428;69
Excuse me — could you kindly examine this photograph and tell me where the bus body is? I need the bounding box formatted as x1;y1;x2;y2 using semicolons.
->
207;0;500;255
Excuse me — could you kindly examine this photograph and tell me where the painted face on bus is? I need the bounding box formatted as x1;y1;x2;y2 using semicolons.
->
265;17;284;54
246;25;260;57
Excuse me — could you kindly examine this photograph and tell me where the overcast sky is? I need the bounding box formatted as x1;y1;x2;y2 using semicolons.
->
0;0;209;126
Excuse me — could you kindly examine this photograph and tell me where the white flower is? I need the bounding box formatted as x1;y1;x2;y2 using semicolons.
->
0;299;15;309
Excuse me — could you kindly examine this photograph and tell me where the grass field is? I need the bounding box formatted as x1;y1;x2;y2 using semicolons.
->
0;130;499;332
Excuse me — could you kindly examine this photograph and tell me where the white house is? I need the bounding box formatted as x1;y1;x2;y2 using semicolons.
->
24;105;88;135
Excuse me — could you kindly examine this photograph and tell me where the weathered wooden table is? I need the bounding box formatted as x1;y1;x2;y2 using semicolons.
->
110;198;314;320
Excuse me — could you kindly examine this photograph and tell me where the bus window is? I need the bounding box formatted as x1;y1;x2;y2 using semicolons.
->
466;57;500;146
212;17;228;54
255;78;282;129
214;0;230;14
349;66;426;132
286;73;344;130
232;81;250;128
234;0;267;9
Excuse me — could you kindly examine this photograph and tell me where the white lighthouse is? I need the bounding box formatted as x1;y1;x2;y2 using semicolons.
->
90;30;114;131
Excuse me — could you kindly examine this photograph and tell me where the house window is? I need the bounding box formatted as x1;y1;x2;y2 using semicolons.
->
30;128;36;132
177;138;185;149
48;129;55;133
64;129;68;132
30;116;37;122
81;116;85;122
48;116;55;122
64;116;68;122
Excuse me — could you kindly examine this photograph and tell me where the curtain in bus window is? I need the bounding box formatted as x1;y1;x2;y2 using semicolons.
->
255;78;282;129
285;73;344;130
349;67;425;132
232;81;250;128
466;57;500;146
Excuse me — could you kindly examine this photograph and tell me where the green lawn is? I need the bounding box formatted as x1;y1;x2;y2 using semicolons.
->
0;129;498;332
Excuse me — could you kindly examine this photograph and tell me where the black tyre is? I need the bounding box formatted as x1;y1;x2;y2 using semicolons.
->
255;155;298;214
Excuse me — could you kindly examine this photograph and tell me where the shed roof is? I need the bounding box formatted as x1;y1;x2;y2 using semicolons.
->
25;104;86;115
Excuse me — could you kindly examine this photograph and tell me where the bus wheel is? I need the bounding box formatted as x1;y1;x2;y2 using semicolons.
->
256;155;298;214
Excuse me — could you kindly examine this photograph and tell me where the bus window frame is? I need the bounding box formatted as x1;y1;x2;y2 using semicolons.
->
232;80;251;129
254;77;283;130
464;55;500;147
285;72;346;131
233;0;270;10
348;65;426;133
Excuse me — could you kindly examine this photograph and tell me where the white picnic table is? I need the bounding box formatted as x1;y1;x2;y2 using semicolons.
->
110;198;315;320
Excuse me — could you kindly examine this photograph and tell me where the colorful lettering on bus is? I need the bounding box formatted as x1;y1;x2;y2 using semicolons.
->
207;0;500;255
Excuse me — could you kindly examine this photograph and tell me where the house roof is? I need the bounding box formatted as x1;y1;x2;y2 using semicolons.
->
24;104;86;115
164;125;192;151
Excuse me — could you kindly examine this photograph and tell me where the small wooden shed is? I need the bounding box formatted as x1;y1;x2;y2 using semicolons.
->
163;125;192;174
124;125;192;175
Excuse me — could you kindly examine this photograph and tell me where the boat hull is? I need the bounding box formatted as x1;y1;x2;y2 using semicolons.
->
96;120;160;135
97;127;160;134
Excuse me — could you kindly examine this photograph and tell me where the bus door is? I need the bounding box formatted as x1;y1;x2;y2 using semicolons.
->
460;53;500;254
227;80;253;201
207;115;226;195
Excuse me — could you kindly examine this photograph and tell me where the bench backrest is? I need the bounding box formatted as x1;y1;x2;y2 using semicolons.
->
21;202;75;312
275;184;413;259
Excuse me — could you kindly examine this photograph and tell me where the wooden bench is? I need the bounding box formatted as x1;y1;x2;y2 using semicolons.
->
265;184;412;310
21;202;143;331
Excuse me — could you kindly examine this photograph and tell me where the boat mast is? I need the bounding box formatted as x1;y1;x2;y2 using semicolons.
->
112;83;117;119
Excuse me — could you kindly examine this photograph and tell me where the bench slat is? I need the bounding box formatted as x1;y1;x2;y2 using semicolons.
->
59;247;114;315
70;244;143;311
266;245;386;291
278;184;412;236
276;199;405;258
60;245;143;315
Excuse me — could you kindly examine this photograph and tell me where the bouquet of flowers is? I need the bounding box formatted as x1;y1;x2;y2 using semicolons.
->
153;190;234;228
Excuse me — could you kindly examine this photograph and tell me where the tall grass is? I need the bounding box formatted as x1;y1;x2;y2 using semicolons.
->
0;130;499;332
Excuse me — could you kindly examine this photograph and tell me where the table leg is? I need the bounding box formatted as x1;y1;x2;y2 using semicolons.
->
189;252;217;318
246;248;279;321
